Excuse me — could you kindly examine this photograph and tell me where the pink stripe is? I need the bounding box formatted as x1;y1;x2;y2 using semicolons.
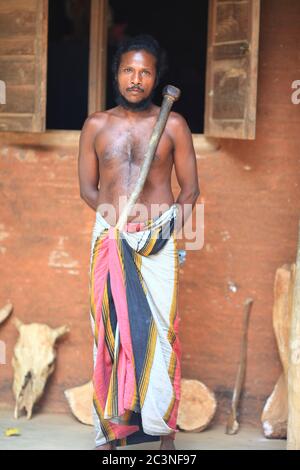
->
93;229;139;439
108;227;137;412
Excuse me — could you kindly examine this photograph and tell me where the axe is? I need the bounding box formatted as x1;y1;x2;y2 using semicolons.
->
115;84;181;231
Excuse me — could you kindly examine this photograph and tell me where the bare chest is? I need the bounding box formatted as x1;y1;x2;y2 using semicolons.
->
95;126;173;168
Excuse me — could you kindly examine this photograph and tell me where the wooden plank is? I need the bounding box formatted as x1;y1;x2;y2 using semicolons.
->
32;0;48;131
212;58;247;120
0;129;81;147
0;86;35;113
0;115;33;132
215;1;249;42
287;222;300;449
0;37;35;55
245;0;260;139
0;59;35;85
204;0;260;139
0;10;36;36
88;0;108;115
0;0;36;13
0;0;48;132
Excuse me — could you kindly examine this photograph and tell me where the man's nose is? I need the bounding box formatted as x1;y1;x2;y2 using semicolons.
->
131;71;141;85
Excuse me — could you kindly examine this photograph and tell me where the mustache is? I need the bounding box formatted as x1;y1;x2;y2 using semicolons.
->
112;79;154;112
127;86;144;92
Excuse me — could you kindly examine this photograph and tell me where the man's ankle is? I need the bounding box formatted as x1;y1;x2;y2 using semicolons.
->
160;434;175;441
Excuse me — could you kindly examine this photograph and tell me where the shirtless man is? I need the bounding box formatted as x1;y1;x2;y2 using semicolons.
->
78;34;200;450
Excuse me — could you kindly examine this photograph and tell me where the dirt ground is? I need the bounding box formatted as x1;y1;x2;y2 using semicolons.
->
0;409;286;450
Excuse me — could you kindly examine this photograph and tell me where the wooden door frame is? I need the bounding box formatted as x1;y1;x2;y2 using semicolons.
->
88;0;108;115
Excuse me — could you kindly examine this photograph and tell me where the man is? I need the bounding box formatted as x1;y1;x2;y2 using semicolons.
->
78;34;200;450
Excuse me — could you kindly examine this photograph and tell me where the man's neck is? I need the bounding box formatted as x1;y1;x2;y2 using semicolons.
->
117;103;156;120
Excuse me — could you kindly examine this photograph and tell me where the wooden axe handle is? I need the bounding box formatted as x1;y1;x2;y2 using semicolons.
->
115;84;181;231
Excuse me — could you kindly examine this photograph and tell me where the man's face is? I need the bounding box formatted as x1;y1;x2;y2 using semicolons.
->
114;49;157;111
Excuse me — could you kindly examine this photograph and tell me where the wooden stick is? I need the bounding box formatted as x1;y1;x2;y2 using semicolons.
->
287;220;300;449
115;85;181;231
226;297;253;435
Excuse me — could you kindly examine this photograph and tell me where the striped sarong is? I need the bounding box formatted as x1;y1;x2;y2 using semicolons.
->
88;203;181;448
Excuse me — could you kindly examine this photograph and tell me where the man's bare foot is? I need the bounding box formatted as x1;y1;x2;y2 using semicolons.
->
95;440;117;450
160;435;176;450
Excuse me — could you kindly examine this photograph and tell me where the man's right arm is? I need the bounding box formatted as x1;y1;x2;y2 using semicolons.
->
78;115;102;211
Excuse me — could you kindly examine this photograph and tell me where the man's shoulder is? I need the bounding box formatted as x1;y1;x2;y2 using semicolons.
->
166;111;190;139
168;111;188;128
84;110;109;127
82;107;121;130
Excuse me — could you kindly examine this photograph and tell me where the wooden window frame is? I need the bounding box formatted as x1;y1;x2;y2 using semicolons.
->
0;0;221;154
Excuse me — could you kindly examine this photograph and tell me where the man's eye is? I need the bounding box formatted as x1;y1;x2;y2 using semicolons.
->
142;70;150;75
124;68;132;72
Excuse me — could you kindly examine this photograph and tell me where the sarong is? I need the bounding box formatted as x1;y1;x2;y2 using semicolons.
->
88;203;182;448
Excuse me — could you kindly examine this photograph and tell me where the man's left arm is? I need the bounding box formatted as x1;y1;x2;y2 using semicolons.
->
168;112;200;233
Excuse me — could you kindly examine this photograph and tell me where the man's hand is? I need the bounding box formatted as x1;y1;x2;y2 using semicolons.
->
78;114;102;211
168;112;200;234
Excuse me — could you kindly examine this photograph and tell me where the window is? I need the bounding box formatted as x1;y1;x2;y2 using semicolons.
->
105;0;208;134
46;0;91;130
0;0;260;139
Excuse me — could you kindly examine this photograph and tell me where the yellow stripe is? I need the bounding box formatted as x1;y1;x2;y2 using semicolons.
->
164;233;180;422
166;233;179;352
102;284;115;358
139;227;160;256
163;392;176;422
106;352;118;416
133;252;147;295
139;320;157;407
93;390;116;441
89;232;107;346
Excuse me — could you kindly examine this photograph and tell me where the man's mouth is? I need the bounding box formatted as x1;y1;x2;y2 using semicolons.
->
128;88;143;93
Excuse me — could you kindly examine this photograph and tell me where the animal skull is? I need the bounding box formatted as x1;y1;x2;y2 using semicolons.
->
12;318;69;419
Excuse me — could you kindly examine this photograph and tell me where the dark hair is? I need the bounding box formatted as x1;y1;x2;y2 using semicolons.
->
111;34;168;88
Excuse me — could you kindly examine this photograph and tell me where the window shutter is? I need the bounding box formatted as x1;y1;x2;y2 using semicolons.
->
205;0;260;139
0;0;48;132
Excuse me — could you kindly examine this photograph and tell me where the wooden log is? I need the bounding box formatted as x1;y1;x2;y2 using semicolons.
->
262;372;288;439
64;380;93;425
177;379;217;432
65;378;217;431
287;220;300;449
261;264;295;439
274;264;295;376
